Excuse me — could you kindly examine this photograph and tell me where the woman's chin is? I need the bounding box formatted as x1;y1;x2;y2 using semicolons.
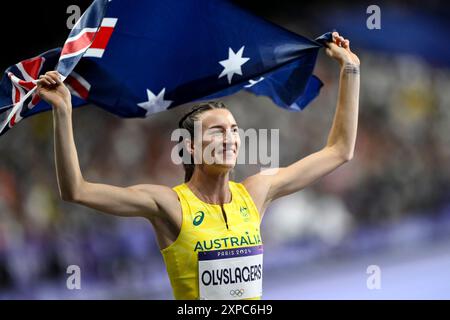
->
213;157;236;169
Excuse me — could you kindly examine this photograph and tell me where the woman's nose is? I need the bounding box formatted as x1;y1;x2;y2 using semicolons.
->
223;129;234;144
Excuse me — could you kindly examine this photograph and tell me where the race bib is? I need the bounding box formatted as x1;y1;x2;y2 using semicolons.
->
198;245;263;300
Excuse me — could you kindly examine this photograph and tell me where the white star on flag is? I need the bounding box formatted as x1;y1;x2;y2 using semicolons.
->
218;46;250;84
137;88;173;116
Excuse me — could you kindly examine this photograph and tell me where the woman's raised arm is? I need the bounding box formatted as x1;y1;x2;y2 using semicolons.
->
37;71;179;219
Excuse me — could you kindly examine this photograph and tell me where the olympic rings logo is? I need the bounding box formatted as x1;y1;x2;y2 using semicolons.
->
229;289;245;297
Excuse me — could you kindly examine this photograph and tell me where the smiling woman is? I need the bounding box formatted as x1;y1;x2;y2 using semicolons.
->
33;31;359;300
177;101;235;183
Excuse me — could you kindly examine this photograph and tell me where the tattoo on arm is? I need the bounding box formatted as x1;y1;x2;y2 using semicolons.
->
343;63;360;75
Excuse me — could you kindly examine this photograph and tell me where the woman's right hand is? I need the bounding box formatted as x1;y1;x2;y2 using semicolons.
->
36;71;71;111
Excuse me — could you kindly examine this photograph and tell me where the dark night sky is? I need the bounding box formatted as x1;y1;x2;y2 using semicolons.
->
0;1;92;70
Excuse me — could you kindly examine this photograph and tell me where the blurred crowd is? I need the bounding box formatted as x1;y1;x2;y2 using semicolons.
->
1;44;450;297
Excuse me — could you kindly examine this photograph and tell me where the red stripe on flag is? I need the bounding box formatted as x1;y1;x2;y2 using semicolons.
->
30;94;40;107
18;80;36;91
21;57;43;78
61;31;96;56
9;113;16;127
66;76;89;100
14;87;21;103
90;26;114;49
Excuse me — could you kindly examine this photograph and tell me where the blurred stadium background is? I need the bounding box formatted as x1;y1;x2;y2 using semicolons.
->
1;0;450;299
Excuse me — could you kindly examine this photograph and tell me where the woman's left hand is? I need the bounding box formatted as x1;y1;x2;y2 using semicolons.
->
325;31;360;67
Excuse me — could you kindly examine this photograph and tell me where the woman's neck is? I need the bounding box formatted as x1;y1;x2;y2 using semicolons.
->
187;168;231;205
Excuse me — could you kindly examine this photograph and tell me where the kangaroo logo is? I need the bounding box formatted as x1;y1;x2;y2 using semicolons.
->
193;211;205;226
240;206;250;222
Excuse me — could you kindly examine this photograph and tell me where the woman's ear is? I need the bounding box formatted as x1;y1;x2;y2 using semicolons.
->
185;138;194;156
188;137;204;165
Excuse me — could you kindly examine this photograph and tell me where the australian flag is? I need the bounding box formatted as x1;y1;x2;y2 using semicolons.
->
0;0;331;137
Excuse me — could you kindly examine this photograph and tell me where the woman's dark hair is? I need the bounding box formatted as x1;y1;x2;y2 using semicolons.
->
178;101;228;182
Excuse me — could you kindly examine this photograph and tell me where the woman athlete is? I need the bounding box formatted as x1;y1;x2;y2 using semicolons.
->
36;32;360;300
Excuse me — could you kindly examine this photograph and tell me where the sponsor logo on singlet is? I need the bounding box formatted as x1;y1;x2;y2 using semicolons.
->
193;211;205;226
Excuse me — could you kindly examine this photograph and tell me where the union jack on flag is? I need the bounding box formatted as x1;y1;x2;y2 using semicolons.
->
0;0;331;137
0;0;108;135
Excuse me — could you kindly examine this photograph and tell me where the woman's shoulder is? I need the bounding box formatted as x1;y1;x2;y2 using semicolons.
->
138;183;181;215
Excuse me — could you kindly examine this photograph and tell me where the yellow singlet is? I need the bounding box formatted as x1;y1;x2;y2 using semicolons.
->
161;181;263;300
